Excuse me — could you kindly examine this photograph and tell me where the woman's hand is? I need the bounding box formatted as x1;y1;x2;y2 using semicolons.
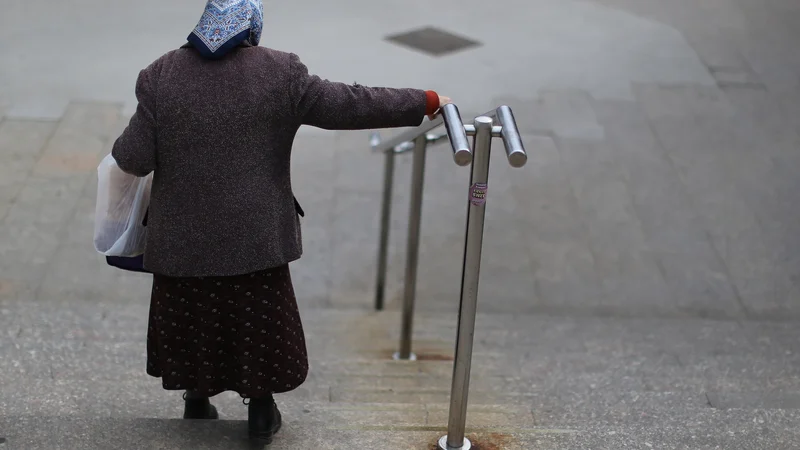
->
428;95;452;121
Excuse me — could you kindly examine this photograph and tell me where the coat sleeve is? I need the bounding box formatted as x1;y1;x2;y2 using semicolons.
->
289;53;429;130
111;62;160;177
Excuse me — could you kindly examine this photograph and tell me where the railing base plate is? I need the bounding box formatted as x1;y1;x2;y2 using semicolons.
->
392;352;417;361
438;436;472;450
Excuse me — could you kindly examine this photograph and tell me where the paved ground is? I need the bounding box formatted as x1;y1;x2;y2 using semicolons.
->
2;0;800;448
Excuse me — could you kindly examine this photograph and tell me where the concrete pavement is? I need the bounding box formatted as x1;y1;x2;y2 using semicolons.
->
3;0;715;118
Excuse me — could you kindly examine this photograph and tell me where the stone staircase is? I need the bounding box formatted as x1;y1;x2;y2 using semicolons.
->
2;88;800;449
3;299;800;449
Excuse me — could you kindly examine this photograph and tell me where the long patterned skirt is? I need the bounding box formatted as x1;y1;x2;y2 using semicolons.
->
146;265;308;398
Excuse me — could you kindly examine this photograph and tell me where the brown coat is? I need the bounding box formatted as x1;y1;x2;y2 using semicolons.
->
112;45;429;277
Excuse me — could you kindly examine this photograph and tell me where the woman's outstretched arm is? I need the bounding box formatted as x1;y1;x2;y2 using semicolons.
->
290;53;446;130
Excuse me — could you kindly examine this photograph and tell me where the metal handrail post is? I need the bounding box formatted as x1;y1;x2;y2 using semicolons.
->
439;116;494;450
395;135;429;360
374;141;395;311
372;104;471;311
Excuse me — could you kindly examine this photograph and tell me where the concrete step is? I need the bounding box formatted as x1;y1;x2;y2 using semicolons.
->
4;303;799;392
7;329;798;395
0;376;536;424
2;405;799;450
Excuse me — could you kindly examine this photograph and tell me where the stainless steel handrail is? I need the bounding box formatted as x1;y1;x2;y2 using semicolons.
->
369;104;528;450
439;109;528;450
371;103;471;315
371;103;472;166
390;106;526;164
371;106;506;156
496;105;527;168
372;104;525;316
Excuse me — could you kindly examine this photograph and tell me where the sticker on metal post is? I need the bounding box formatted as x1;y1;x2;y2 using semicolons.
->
470;182;487;206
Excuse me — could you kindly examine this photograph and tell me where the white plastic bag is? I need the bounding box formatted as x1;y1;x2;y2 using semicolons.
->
93;154;152;257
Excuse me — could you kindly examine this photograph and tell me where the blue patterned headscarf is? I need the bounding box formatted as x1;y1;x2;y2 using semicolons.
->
187;0;264;59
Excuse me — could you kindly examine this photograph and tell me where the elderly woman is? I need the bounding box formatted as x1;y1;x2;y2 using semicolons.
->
110;0;449;444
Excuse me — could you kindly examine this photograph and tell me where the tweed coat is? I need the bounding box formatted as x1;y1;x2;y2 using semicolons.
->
112;44;429;277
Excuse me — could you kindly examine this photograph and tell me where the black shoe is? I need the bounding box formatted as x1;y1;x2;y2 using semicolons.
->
183;393;219;420
247;397;282;443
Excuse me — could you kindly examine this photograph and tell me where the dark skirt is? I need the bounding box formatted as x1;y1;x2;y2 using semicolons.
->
146;265;309;398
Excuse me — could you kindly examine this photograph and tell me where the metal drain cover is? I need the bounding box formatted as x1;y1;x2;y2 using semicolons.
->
385;26;482;57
